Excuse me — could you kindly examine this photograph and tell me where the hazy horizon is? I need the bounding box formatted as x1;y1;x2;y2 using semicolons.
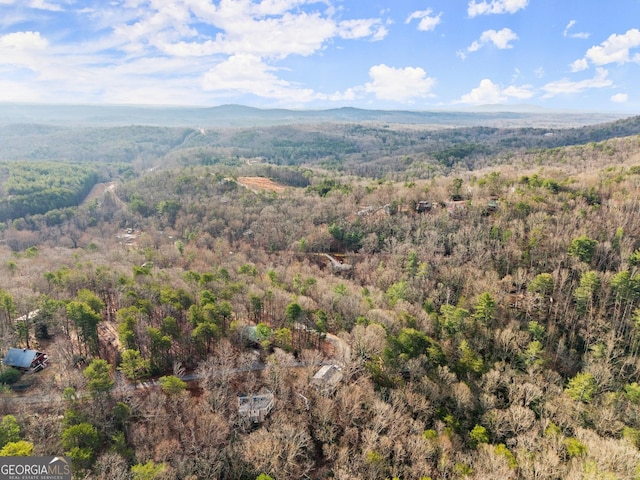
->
0;102;632;129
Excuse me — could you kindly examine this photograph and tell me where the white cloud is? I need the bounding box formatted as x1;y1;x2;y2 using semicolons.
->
460;79;503;104
563;20;590;39
0;31;49;71
251;0;311;17
0;0;391;105
406;9;442;32
328;87;358;102
10;0;633;109
458;78;533;104
468;0;528;17
0;0;63;9
159;39;217;57
202;54;290;95
503;84;534;99
586;28;640;65
108;2;386;61
338;18;388;41
611;93;628;103
202;53;317;102
370;25;389;42
478;28;518;49
364;64;436;102
28;0;64;11
0;30;48;49
111;4;197;54
570;58;589;72
571;28;640;71
542;68;613;97
459;28;518;58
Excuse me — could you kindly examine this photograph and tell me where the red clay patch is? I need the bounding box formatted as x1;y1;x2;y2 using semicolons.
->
237;176;288;193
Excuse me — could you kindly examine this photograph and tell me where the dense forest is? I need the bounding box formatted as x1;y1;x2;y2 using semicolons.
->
1;114;640;174
1;115;640;479
0;162;113;223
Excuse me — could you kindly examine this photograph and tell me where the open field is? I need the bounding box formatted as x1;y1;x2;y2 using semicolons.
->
237;176;288;193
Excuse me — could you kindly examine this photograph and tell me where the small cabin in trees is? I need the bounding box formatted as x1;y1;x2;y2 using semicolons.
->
238;392;275;423
97;321;121;365
14;310;40;324
416;201;433;213
2;348;49;372
485;199;499;213
312;364;343;389
324;254;352;274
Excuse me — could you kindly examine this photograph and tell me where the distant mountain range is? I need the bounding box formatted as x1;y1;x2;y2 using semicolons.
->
0;103;632;128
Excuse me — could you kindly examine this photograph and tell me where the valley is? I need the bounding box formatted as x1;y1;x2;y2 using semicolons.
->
0;109;640;479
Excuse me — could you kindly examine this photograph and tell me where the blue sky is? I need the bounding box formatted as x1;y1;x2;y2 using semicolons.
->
0;0;639;112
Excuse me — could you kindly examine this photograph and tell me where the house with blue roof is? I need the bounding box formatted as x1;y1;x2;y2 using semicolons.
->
2;348;48;372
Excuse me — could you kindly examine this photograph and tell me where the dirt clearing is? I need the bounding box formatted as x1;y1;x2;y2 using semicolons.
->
237;176;288;193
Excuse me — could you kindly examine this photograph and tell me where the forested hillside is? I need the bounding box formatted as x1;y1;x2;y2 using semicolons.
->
0;162;113;223
1;117;640;479
1;114;639;173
